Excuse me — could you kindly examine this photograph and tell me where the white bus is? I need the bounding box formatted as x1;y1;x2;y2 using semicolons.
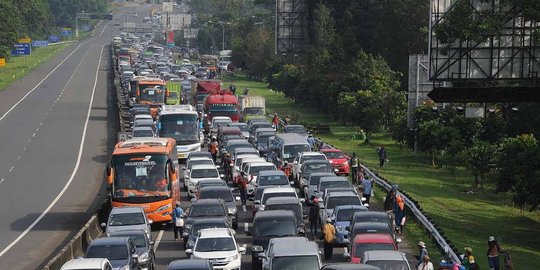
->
158;105;203;160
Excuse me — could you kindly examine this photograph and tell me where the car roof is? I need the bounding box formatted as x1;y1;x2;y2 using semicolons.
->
61;258;110;269
320;148;345;153
269;237;319;256
235;147;258;153
320;176;349;182
321;263;382;270
167;259;211;269
198;228;232;238
190;164;218;170
254;209;295;219
247;162;275;167
262;187;296;194
335;205;367;211
353;233;394;244
352;222;391;230
110;206;145;214
89;237;129;246
274;133;308;144
259;170;287;176
192;217;228;224
229;122;248;127
302;160;330;165
363;250;407;261
327;191;358;198
255;127;275;133
300;152;325;156
187;152;213;158
109;229;147;237
199;186;233;192
265;197;300;205
353;211;389;219
192;198;224;205
133;126;154;131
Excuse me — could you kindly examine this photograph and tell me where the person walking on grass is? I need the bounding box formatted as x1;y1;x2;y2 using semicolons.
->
487;236;502;270
377;146;387;167
393;193;406;235
463;247;479;270
322;218;335;260
415;241;429;267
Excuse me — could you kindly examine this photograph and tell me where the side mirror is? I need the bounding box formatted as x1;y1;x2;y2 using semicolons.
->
100;222;106;228
220;174;225;178
148;219;153;225
257;252;266;260
190;198;196;202
361;197;367;202
252;245;263;252
149;241;155;246
131;253;139;262
182;232;188;238
343;252;351;259
396;238;402;243
239;246;246;254
185;249;193;254
298;228;305;235
290;181;294;186
235;196;241;201
299;198;305;203
293;161;298;165
254;200;260;204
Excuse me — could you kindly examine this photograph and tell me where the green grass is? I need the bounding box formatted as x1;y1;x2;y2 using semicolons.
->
223;73;540;269
0;43;70;90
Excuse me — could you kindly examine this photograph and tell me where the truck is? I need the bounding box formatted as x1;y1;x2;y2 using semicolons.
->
239;95;266;121
190;79;221;106
165;81;182;105
203;90;241;124
158;105;203;160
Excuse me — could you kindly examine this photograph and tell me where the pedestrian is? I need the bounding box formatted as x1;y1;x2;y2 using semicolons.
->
238;177;248;206
309;196;320;239
463;247;479;270
360;176;373;204
349;153;360;185
415;241;429;267
487;236;502;270
322;218;335;260
282;161;293;181
384;187;396;214
393;193;406;235
307;133;316;151
231;84;237;95
223;153;233;182
171;202;184;241
272;113;280;130
377;146;387;167
209;137;219;164
417;255;434;270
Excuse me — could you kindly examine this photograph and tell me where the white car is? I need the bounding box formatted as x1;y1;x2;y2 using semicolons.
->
187;164;221;198
183;157;215;184
101;206;152;240
257;187;299;212
241;162;277;195
60;258;112;270
292;152;327;182
186;228;246;270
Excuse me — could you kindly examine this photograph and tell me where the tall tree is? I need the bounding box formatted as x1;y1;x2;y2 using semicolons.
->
14;0;52;38
0;0;24;58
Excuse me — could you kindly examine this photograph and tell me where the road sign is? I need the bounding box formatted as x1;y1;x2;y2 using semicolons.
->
32;40;49;47
183;28;199;39
167;31;175;48
11;43;31;56
169;14;192;30
61;28;72;37
49;35;60;43
18;37;31;43
162;2;173;13
76;13;90;19
0;58;5;68
90;14;113;20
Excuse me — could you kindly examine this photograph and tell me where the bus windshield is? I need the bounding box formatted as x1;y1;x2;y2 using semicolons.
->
159;114;199;144
139;85;166;103
112;154;170;199
209;104;237;115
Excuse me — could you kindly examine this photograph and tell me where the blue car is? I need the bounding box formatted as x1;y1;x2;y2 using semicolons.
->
331;205;368;246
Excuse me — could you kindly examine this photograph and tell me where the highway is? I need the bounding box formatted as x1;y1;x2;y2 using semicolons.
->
0;4;151;269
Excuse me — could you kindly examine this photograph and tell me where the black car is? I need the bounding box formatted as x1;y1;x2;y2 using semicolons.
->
85;237;139;270
182;217;231;250
250;210;298;267
167;259;213;270
183;199;231;234
109;230;155;270
258;170;291;187
298;160;334;193
264;197;306;234
197;186;239;229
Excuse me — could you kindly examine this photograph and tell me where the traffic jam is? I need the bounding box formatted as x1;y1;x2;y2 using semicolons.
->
60;15;409;270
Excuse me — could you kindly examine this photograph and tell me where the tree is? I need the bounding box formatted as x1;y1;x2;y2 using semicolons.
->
465;140;496;188
15;0;52;39
0;0;24;58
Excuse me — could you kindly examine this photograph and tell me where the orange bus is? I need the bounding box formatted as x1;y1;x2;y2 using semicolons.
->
107;137;180;223
136;78;167;118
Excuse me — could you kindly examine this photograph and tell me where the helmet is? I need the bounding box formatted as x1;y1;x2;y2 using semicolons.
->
488;236;495;242
176;202;181;207
326;218;332;223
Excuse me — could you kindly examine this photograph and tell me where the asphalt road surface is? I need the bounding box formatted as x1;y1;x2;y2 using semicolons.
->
0;4;152;269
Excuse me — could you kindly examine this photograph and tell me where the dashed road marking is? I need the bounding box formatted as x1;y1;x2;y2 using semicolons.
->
244;222;249;232
242;205;247;212
9;167;14;172
154;229;164;251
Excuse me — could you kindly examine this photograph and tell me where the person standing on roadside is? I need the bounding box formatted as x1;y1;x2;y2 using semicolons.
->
377;146;387;167
171;202;184;241
393;193;406;235
209;137;219;164
238;177;248;206
416;241;429;267
360;176;373;204
322;218;336;260
417;255;434;270
272;113;280;130
487;236;502;270
349;153;360;185
309;196;320;239
223;153;233;182
463;247;479;270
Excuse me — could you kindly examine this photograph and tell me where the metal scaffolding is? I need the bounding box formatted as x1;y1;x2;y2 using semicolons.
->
275;0;309;54
429;0;540;102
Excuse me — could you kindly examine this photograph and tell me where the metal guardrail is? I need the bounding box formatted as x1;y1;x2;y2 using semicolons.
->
311;137;461;263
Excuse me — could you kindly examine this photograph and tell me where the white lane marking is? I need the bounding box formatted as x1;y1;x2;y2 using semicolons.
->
22;147;26;152
99;22;110;37
244;222;249;232
0;43;85;122
343;247;348;253
153;229;164;251
0;44;106;257
39;122;43;127
32;133;36;138
242;205;247;212
0;178;4;184
9;167;14;172
17;156;21;161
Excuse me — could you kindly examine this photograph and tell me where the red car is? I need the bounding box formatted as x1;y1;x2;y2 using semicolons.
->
347;233;398;264
320;149;350;175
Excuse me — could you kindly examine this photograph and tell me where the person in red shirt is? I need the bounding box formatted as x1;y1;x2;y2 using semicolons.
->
272;113;280;130
209;137;219;163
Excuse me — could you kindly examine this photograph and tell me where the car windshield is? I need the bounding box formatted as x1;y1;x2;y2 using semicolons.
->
327;196;361;209
109;213;146;226
210;104;237;113
214;119;232;126
354;243;395;258
309;175;332;185
190;204;226;217
323;151;347;159
320;181;350;191
133;129;154;137
272;255;319;270
257;134;272;144
191;168;219;178
302;155;326;162
336;208;366;222
259;174;289;186
304;163;332;173
188;160;214;169
119;234;147;248
244;107;264;115
232;124;250;131
159;114;199;143
192;221;227;234
199;190;234;202
139;86;166;103
86;245;128;260
283;145;311;161
285;126;307;134
354;216;389;224
254;220;296;237
262;192;296;204
112;154;169;198
366;260;409;270
195;237;236;252
249;166;276;176
266;204;301;220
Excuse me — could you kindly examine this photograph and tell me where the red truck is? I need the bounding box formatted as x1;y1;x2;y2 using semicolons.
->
203;90;241;123
190;79;221;105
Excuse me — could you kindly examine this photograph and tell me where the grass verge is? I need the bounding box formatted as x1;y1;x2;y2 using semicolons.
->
223;73;540;270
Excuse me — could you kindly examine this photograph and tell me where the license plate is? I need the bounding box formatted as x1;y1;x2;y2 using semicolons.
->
178;153;187;158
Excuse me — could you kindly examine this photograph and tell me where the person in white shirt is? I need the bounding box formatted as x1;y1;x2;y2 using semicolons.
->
417;255;434;270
